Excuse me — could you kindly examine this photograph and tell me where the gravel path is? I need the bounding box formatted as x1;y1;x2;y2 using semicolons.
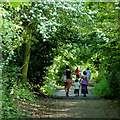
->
55;89;102;99
19;82;120;119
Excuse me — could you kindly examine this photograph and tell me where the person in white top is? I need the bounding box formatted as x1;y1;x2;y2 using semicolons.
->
73;79;80;96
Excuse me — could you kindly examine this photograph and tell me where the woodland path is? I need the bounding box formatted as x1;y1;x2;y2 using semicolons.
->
19;81;120;119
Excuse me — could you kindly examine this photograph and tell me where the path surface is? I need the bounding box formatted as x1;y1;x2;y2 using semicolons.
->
55;81;101;99
55;90;102;100
18;82;120;118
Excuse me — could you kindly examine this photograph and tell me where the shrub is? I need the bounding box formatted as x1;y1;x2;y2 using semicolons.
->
91;66;111;96
2;76;36;118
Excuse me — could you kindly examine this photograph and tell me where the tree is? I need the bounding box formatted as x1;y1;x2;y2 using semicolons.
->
2;2;120;98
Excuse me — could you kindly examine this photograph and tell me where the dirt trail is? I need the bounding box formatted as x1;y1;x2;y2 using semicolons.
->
18;82;120;119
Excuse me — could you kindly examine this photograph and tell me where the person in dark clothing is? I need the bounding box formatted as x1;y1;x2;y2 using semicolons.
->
64;65;72;97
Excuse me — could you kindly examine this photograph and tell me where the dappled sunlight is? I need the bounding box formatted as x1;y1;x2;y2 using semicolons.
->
18;96;120;118
58;101;83;107
41;113;71;118
18;99;73;118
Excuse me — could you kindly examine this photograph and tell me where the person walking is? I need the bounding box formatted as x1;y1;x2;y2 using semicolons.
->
73;78;80;96
86;67;91;81
75;67;80;79
79;68;83;77
81;71;88;97
64;65;72;97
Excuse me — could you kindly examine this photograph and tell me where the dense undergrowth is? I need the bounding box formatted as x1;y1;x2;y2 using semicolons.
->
92;62;120;99
2;75;36;118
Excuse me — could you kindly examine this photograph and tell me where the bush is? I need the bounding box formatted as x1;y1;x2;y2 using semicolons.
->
91;66;111;96
108;62;120;98
40;67;58;95
92;62;120;99
2;76;36;118
91;79;111;96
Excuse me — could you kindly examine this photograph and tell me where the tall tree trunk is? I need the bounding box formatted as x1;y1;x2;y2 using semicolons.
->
22;31;32;82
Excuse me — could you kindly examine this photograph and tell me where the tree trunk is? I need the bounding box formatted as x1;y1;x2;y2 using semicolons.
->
22;31;32;82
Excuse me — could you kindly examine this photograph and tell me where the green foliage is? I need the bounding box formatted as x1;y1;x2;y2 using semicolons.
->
91;67;111;96
1;7;36;118
2;76;36;118
28;38;58;88
40;67;58;95
2;98;20;118
86;2;120;98
92;62;120;98
108;62;120;98
12;83;36;102
4;2;92;90
1;2;120;99
92;78;111;96
10;2;29;8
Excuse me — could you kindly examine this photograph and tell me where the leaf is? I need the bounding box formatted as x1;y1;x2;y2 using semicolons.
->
9;1;29;8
